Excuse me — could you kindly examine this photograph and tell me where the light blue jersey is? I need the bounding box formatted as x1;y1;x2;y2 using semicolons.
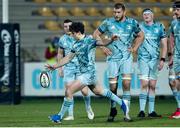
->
138;21;166;80
71;35;96;74
71;35;97;85
58;34;79;83
98;17;141;62
58;34;79;71
138;22;166;62
170;19;180;73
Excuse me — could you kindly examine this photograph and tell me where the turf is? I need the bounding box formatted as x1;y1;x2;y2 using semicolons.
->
0;97;179;127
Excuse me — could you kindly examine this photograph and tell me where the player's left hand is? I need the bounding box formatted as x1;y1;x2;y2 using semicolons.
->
158;61;164;71
111;35;119;41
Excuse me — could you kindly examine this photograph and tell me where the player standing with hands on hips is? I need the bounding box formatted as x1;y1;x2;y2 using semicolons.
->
93;3;144;122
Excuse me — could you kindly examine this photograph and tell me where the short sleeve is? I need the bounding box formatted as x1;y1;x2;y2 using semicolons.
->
169;21;174;35
87;35;97;48
159;23;167;39
58;37;64;49
133;19;141;36
98;19;108;34
70;42;76;53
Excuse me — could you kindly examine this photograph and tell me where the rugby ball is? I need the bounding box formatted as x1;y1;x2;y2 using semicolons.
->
39;71;50;88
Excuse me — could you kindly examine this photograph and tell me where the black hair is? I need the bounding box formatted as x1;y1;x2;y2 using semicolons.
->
69;22;84;34
114;3;126;11
173;1;180;8
64;19;72;23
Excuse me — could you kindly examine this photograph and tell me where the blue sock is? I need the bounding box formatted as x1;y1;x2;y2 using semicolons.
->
111;99;117;108
68;97;74;116
110;83;117;109
83;95;91;110
58;97;73;118
139;90;147;111
110;90;117;108
123;91;131;107
173;90;180;108
102;89;122;106
148;94;155;113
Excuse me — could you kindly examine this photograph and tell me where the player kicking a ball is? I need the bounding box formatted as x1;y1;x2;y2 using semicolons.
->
45;22;130;123
57;19;94;120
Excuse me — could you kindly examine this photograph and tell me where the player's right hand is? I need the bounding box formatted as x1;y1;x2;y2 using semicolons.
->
101;46;112;56
45;64;56;72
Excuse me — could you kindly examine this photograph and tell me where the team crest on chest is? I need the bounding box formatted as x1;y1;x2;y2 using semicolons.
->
154;28;159;33
126;25;132;30
111;25;116;30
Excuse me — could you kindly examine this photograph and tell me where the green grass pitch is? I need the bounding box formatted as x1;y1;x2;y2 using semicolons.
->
0;97;179;127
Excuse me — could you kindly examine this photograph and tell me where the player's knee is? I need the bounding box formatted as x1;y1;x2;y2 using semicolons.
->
81;89;88;96
149;85;155;91
109;80;117;91
122;80;130;90
169;80;176;88
141;84;148;90
122;75;131;89
92;88;102;96
109;84;117;91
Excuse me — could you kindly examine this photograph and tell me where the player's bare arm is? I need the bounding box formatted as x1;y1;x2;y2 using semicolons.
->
168;33;175;66
57;48;64;76
93;29;112;55
96;35;119;46
129;31;144;53
45;52;76;71
158;37;167;70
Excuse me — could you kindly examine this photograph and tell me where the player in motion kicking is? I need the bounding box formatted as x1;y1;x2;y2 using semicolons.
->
45;22;130;123
57;19;94;120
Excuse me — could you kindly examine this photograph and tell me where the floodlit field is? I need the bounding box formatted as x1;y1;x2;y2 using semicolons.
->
0;97;179;127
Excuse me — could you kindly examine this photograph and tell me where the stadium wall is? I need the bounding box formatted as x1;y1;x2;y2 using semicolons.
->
23;62;171;96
